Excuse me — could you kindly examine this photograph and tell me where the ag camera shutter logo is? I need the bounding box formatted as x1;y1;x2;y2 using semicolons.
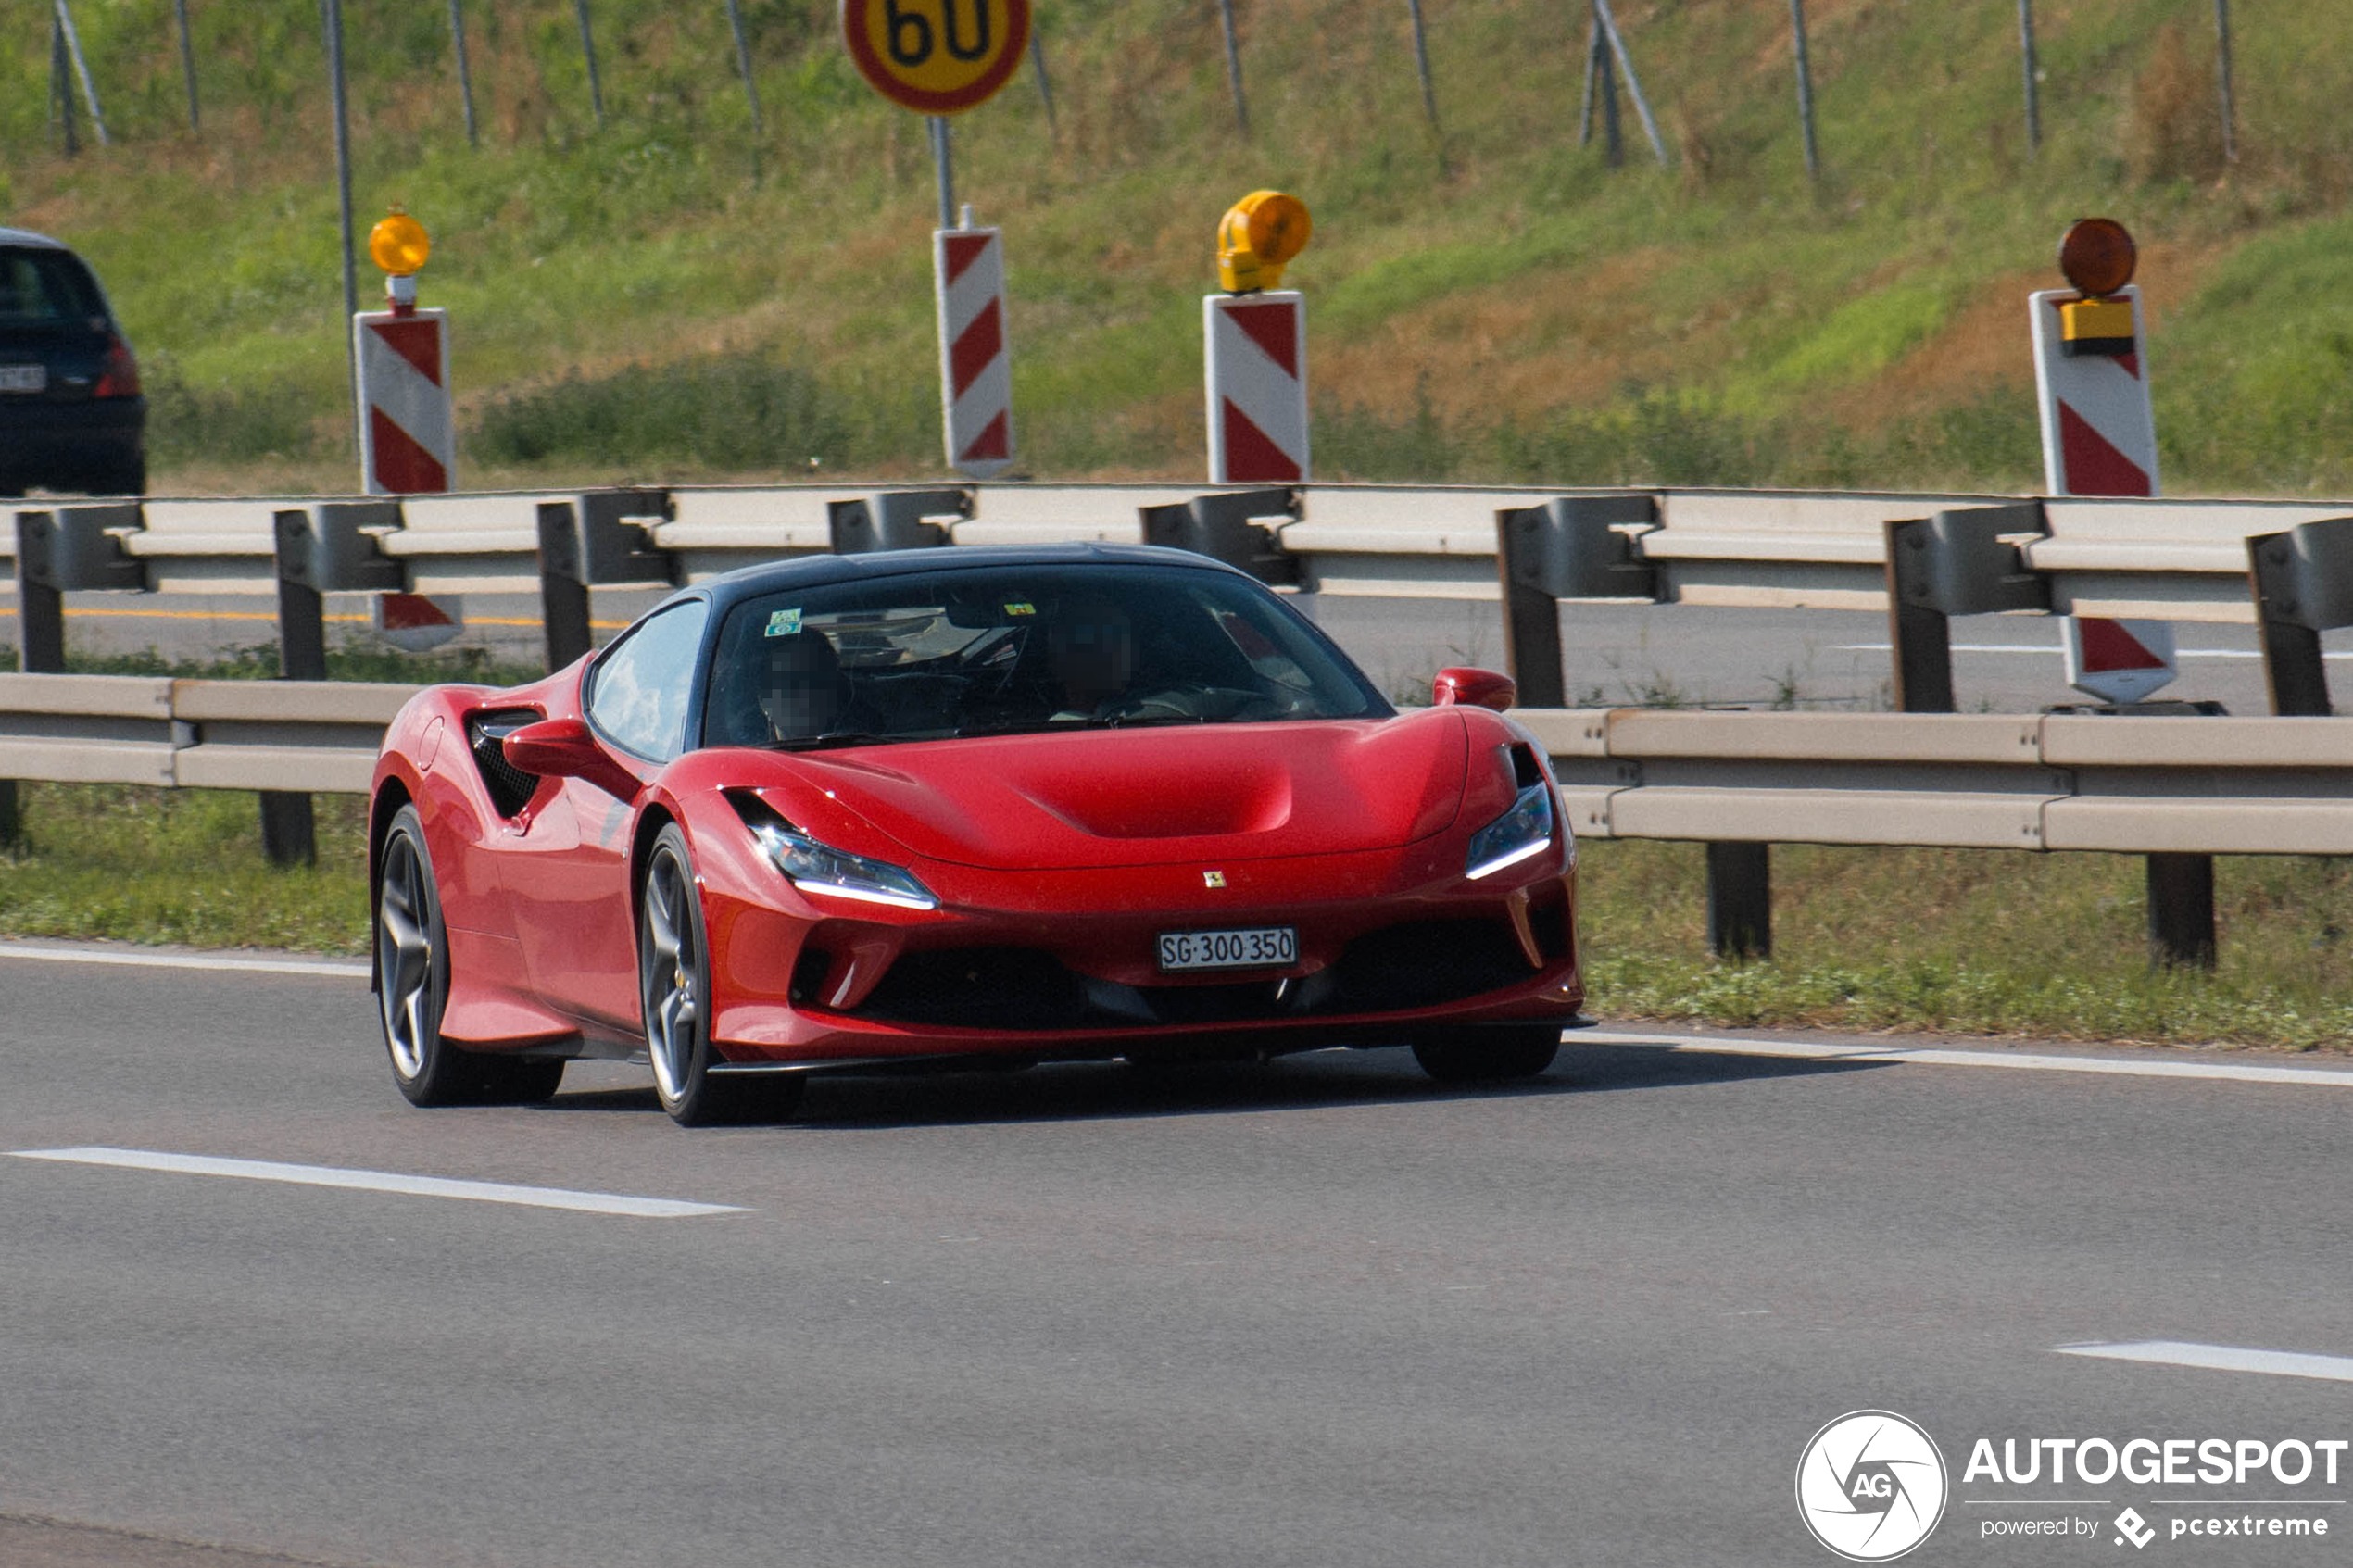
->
1796;1410;1950;1562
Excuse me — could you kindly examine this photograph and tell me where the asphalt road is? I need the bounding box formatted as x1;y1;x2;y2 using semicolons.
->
12;584;2353;714
5;944;2353;1567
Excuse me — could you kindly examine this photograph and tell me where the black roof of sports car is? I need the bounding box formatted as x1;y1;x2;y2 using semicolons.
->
681;542;1258;619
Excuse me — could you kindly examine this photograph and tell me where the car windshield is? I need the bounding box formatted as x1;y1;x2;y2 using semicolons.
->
703;562;1388;748
0;248;105;328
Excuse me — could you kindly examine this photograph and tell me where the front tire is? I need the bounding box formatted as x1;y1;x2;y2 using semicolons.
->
641;824;803;1126
377;804;564;1107
1411;1023;1562;1084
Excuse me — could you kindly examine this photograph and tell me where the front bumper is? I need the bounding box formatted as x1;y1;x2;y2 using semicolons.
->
702;836;1582;1065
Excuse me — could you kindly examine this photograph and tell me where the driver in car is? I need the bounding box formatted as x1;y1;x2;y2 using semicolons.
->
1044;597;1195;721
758;628;856;740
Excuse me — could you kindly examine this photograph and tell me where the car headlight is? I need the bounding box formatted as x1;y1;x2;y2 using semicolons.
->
730;795;937;910
1466;779;1556;880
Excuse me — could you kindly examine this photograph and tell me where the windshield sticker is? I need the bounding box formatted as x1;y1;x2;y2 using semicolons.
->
764;608;803;638
1003;601;1036;617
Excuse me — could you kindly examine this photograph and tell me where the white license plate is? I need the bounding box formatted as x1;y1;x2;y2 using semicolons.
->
1157;925;1297;972
0;365;45;394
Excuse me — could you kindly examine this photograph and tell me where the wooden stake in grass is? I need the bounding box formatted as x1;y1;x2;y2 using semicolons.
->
1405;0;1441;139
575;0;606;128
2212;0;2237;165
1789;0;1819;181
448;0;479;146
1214;0;1249;135
50;13;77;157
52;0;109;148
1589;0;1667;169
1029;33;1058;137
2016;0;2040;156
725;0;764;136
173;0;200;133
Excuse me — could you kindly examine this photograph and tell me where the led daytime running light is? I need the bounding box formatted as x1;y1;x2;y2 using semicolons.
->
750;821;938;910
1466;780;1556;881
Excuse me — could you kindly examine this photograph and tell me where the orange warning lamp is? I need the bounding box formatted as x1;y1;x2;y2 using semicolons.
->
2057;218;2135;358
369;208;431;276
1217;192;1312;295
368;207;431;317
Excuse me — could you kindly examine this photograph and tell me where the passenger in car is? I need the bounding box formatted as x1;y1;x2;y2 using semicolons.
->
757;628;856;739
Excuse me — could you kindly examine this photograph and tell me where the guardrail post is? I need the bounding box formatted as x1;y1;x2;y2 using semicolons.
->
1886;502;2213;965
265;503;405;867
535;489;675;671
1706;842;1771;960
9;505;145;847
826;487;973;555
1492;495;1658;709
1882;504;2049;713
2246;516;2353;717
267;522;323;862
2146;853;2217;969
1139;488;1308;590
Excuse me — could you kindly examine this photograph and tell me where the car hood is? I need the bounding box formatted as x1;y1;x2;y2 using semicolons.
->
761;711;1471;871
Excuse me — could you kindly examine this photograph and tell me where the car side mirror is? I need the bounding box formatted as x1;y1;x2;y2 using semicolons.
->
1432;667;1516;712
500;716;640;802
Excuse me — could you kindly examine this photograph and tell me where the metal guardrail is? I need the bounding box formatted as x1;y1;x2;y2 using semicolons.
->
5;479;2348;607
3;679;2345;964
1519;708;2353;856
14;482;2353;718
0;675;410;795
8;483;2351;957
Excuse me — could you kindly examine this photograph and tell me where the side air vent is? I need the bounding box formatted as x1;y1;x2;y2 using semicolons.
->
468;709;543;818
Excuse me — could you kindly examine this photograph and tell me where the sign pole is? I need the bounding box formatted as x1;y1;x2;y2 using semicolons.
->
843;0;1030;481
323;0;358;458
928;116;956;231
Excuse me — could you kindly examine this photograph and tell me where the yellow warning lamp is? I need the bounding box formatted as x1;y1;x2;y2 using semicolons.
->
1216;191;1312;295
369;208;431;275
368;207;432;315
2057;218;2136;358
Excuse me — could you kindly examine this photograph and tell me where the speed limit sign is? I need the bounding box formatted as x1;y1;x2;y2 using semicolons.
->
842;0;1032;114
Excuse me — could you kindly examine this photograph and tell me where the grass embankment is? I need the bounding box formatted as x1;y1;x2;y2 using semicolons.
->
4;1;2353;493
6;783;2348;1047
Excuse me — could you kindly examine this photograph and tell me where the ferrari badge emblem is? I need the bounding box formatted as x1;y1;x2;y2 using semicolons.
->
1202;870;1227;888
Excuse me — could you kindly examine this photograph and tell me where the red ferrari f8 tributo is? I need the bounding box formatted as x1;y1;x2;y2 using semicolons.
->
369;545;1582;1123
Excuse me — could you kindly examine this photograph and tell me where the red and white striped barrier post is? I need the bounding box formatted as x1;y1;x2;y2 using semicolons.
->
1205;293;1309;483
2031;218;2175;704
1205;191;1313;485
355;307;454;495
357;209;462;641
935;214;1014;479
356;209;455;496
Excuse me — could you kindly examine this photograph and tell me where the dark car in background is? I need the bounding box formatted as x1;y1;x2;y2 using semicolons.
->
0;227;145;497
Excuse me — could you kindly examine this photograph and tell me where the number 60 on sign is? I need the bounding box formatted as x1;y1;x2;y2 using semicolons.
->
841;0;1032;114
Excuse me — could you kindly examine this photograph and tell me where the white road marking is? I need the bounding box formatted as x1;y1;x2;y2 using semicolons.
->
1575;1029;2353;1089
2055;1341;2353;1384
7;1147;749;1219
0;942;370;978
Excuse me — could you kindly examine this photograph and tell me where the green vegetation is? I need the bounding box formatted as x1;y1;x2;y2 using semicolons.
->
2;638;545;686
5;0;2353;493
1579;841;2353;1050
0;784;367;952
